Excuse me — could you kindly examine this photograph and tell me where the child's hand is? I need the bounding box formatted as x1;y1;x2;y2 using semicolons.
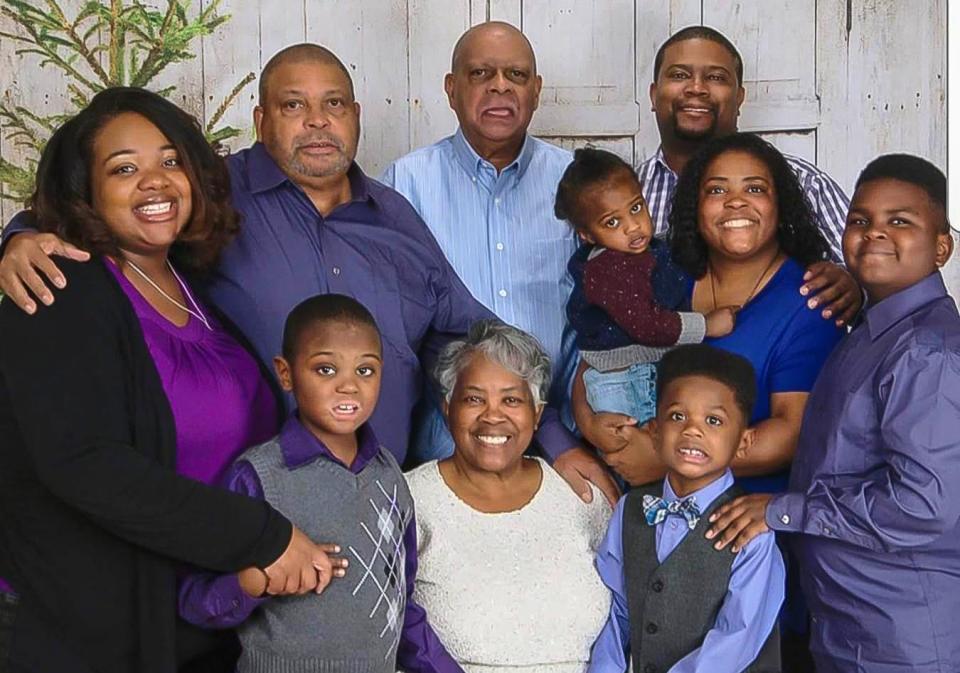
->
705;494;773;552
705;306;737;338
238;566;270;597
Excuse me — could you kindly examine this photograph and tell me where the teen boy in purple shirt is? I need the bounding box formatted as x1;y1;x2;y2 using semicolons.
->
707;154;960;673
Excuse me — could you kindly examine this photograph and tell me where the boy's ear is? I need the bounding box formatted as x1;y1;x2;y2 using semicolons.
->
935;230;954;267
273;356;294;392
735;426;756;459
578;230;596;245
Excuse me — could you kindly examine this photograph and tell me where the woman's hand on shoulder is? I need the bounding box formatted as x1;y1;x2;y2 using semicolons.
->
800;261;862;327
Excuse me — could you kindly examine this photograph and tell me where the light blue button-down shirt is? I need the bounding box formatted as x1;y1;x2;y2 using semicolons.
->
589;470;785;673
382;129;578;461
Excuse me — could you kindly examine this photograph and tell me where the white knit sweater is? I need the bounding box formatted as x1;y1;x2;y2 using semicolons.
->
405;457;612;673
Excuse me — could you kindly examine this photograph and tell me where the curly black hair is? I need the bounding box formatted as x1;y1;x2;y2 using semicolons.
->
667;132;830;278
31;87;238;273
657;343;756;421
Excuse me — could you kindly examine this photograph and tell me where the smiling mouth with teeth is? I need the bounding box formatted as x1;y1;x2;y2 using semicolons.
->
678;447;708;458
333;403;359;413
135;201;174;215
719;218;756;229
476;435;509;446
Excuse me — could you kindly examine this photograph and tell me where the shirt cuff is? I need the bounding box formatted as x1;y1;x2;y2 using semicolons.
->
766;492;805;533
676;311;707;345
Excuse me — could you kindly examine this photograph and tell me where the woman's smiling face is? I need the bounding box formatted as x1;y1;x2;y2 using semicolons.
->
697;149;780;262
444;352;543;476
89;112;193;259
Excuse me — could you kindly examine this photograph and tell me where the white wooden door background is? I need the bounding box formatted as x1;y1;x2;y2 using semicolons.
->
1;0;953;295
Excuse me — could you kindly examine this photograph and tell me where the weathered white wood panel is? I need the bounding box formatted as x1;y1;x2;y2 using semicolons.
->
0;0;951;298
817;0;946;193
407;0;472;151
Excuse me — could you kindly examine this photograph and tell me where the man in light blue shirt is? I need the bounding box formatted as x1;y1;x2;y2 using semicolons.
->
382;21;617;503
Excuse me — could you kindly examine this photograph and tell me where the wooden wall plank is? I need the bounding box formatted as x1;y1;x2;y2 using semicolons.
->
524;1;639;139
407;0;472;154
305;0;410;175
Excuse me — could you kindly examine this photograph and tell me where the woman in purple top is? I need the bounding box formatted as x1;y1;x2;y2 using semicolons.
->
0;88;327;673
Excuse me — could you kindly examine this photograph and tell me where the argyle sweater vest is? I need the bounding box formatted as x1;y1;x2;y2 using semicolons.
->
237;438;413;673
622;482;780;673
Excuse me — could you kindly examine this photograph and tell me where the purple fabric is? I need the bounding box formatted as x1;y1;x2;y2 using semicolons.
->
178;416;462;673
201;145;493;464
1;148;494;464
767;272;960;672
104;259;277;485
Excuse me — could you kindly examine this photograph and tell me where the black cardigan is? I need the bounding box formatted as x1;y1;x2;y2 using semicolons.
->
0;259;292;673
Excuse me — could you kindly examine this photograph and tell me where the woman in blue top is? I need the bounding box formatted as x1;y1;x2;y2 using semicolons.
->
573;133;843;493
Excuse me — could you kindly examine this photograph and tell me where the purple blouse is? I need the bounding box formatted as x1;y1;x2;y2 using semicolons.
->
104;259;277;484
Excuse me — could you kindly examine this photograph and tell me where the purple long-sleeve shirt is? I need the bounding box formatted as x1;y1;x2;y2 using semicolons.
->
178;415;462;673
1;143;581;463
767;272;960;673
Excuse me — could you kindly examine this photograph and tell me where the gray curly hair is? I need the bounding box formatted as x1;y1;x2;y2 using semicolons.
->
434;320;551;407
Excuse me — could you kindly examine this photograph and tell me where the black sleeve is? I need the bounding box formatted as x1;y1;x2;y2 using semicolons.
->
0;260;291;572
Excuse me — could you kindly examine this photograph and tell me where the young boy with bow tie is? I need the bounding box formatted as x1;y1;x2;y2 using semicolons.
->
588;344;784;673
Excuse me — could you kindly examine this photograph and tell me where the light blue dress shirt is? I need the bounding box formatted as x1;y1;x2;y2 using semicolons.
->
589;470;785;673
382;129;578;461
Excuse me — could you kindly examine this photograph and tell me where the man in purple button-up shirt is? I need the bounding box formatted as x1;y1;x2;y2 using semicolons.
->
706;155;959;672
0;44;595;469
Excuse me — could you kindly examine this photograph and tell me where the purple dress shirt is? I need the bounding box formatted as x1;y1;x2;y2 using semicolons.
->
589;470;785;673
767;272;960;673
1;144;493;465
178;415;462;673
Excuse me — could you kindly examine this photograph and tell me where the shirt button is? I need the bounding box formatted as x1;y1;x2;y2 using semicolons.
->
494;197;501;205
332;266;341;276
780;514;790;525
644;666;657;673
471;176;477;182
645;622;658;634
498;289;507;297
496;242;504;251
670;520;677;529
651;579;664;592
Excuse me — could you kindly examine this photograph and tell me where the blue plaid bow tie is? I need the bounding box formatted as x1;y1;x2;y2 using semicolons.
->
642;494;702;530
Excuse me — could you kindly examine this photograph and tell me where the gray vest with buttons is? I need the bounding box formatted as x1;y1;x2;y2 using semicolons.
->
622;482;780;673
236;437;413;673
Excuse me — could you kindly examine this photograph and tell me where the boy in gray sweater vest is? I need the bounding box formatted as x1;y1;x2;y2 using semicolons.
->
588;345;784;673
178;294;463;673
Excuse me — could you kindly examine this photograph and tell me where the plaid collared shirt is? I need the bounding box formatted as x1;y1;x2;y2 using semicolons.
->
637;147;849;262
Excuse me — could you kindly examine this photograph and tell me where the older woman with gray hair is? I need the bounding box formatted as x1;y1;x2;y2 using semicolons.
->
405;320;612;673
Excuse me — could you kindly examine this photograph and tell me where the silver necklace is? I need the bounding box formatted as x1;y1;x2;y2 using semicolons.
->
125;259;213;331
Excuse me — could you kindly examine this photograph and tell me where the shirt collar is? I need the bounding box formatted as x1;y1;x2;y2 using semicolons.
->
653;146;676;178
451;127;535;180
662;468;734;511
245;142;375;206
278;413;382;474
864;272;948;341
